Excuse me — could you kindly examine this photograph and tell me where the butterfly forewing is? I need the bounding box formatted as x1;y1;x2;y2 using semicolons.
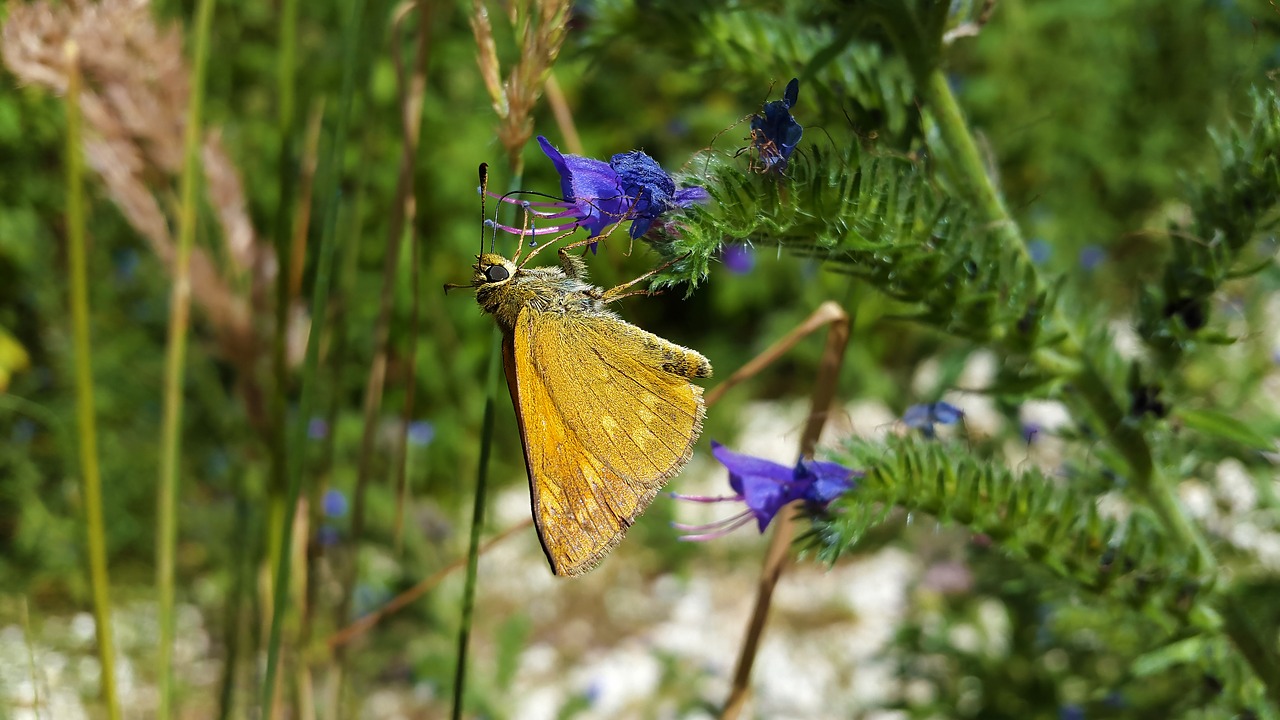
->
508;306;706;576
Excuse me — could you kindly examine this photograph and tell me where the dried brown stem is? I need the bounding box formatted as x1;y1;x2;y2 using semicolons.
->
327;519;532;649
718;301;851;720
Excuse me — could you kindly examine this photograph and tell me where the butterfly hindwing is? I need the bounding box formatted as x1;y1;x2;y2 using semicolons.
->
507;306;707;576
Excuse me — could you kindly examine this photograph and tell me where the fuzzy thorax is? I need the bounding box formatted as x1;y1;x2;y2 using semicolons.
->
472;253;614;333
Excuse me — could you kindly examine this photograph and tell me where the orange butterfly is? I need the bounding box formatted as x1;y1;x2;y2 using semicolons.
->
453;165;712;576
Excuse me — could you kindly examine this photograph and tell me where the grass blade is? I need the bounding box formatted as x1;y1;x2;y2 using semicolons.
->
156;0;217;715
260;0;369;707
63;40;121;720
451;327;503;720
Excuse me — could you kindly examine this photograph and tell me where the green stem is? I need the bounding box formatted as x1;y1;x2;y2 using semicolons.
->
266;0;301;606
451;167;525;719
260;0;366;706
451;327;502;720
921;69;1023;254
922;64;1280;699
157;0;216;716
64;42;121;720
922;67;1217;571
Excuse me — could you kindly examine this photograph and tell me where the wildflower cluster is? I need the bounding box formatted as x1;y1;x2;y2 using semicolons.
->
487;135;708;249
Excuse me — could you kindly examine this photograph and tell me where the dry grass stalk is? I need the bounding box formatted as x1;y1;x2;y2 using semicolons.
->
469;0;570;171
2;0;308;426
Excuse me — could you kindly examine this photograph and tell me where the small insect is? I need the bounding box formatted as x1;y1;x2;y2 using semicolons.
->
449;164;713;576
748;77;803;174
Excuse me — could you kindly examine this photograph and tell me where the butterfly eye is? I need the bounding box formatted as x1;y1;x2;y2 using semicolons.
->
485;265;511;283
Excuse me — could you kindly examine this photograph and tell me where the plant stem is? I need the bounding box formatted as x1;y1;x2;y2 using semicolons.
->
923;63;1280;701
64;41;121;720
260;0;366;705
920;70;1022;254
156;0;216;715
451;327;502;720
267;0;301;603
921;68;1217;573
451;164;524;719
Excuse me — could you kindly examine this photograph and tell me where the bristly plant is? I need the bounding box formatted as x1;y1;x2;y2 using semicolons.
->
4;0;1280;717
587;0;1280;715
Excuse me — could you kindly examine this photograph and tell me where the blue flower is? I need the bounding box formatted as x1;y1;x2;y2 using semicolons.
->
750;78;803;174
720;243;755;274
322;488;348;518
1027;238;1051;264
1079;244;1106;270
673;441;858;538
487;136;709;250
407;420;435;447
317;525;341;547
307;417;329;441
1021;421;1041;445
902;401;964;439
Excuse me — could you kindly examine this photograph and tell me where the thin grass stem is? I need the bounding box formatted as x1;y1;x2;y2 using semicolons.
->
451;163;527;719
156;0;217;715
260;0;368;705
451;326;503;720
63;40;121;720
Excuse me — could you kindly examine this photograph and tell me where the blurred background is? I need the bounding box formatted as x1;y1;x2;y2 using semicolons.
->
2;0;1280;717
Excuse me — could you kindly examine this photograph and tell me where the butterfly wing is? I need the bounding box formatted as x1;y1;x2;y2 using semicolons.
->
506;306;708;576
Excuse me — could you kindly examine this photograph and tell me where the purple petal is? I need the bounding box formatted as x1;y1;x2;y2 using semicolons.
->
902;404;933;429
674;186;710;207
721;243;755;274
710;441;794;493
931;401;964;425
798;459;858;504
610;149;676;219
737;473;795;531
537;136;628;237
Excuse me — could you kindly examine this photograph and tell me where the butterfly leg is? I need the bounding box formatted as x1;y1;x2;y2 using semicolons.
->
599;253;690;304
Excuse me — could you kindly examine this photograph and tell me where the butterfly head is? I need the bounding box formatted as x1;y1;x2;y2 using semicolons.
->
473;253;517;289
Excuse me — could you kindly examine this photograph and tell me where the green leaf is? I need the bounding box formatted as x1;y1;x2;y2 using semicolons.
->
1177;407;1276;450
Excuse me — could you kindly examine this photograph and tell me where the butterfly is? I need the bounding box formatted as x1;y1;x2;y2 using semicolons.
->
452;165;713;576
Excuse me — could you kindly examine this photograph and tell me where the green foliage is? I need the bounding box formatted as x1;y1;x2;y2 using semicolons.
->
811;436;1206;618
4;0;1280;716
656;142;1065;363
1139;88;1280;370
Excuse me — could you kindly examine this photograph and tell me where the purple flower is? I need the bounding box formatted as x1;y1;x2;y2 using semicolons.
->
317;525;341;547
322;488;348;518
486;136;709;250
673;441;858;539
1027;238;1051;264
750;78;803;173
902;401;964;439
1021;422;1041;445
407;420;435;447
307;417;328;441
1079;244;1106;270
720;243;755;274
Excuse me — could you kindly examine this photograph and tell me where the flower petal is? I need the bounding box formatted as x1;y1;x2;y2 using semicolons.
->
710;441;794;493
798;459;858;504
610;149;676;219
674;185;710;207
536;136;629;238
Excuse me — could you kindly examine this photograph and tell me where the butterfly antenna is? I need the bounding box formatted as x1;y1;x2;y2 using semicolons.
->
478;162;490;254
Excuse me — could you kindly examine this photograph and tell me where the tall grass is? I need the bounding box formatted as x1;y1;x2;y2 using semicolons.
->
63;40;121;720
260;0;370;708
155;0;217;715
